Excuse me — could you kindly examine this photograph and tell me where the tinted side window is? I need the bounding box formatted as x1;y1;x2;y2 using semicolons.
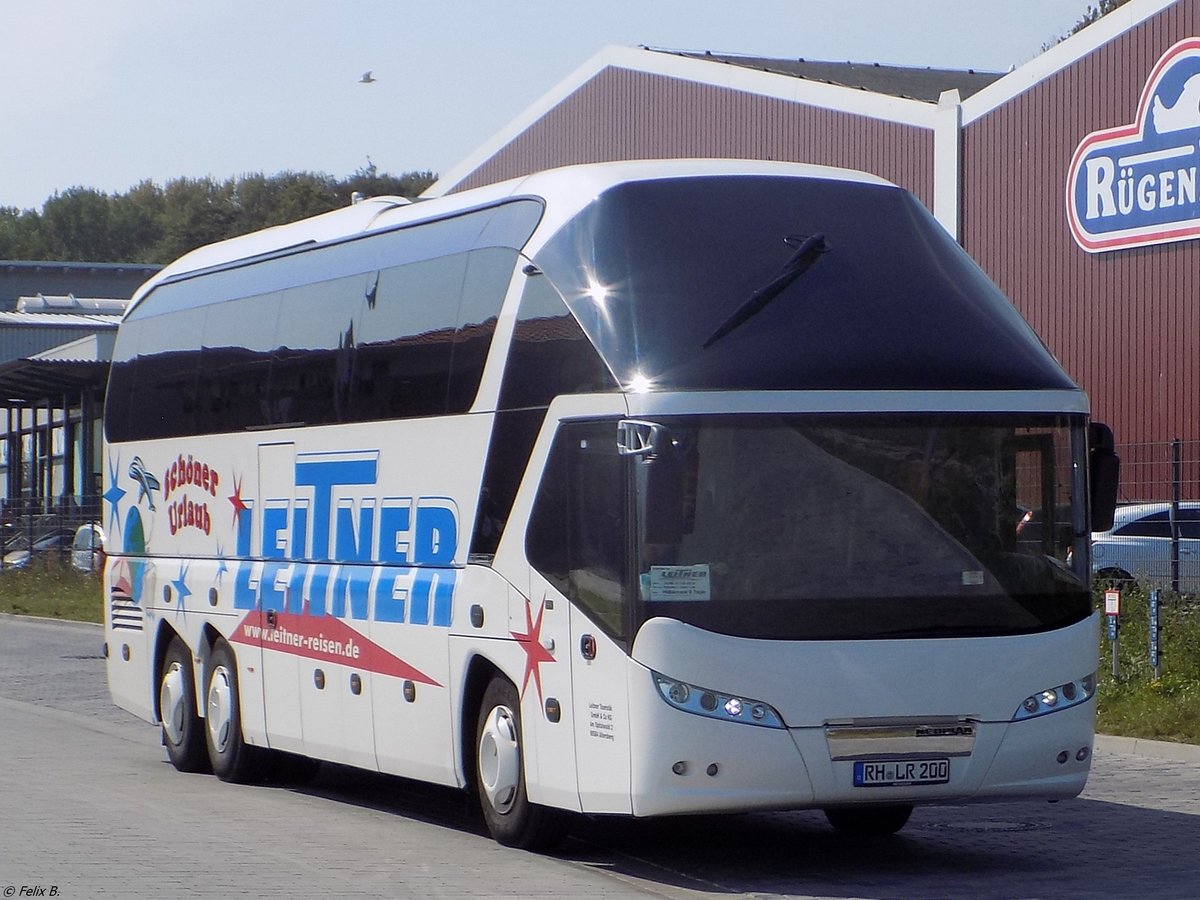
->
498;274;617;411
348;248;518;421
267;278;362;427
350;254;467;421
197;292;282;433
471;275;616;558
471;407;545;559
526;420;629;642
107;203;537;441
1112;508;1200;539
110;308;207;440
1179;520;1200;539
1178;509;1200;539
1114;511;1172;538
447;248;520;412
105;323;141;442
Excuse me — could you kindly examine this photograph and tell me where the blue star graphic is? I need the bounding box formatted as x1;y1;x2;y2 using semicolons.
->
103;454;127;537
214;545;229;584
172;564;192;611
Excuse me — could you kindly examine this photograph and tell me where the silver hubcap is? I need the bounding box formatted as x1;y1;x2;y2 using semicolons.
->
478;705;520;814
206;665;234;754
159;661;187;745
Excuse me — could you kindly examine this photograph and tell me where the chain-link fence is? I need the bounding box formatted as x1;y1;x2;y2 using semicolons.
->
0;494;103;573
1094;440;1200;594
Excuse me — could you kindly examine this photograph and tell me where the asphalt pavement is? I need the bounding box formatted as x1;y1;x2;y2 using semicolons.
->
1;613;1198;900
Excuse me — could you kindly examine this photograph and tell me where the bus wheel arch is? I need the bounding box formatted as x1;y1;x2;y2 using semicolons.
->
192;623;222;698
152;623;188;722
459;655;500;792
203;638;269;783
157;632;209;773
472;673;569;851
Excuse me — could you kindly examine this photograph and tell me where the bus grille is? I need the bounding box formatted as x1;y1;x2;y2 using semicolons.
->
110;589;143;632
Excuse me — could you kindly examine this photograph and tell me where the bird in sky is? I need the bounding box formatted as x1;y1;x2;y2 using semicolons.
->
359;71;376;84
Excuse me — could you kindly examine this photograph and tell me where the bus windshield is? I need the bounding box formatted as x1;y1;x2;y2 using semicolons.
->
533;176;1077;395
528;413;1091;643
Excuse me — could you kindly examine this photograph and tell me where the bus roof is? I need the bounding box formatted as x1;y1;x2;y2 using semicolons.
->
125;159;893;317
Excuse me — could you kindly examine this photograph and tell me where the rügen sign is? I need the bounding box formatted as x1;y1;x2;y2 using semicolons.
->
1067;38;1200;253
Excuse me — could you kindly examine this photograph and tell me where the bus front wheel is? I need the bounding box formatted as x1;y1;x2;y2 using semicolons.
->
159;636;209;773
824;804;914;835
204;640;268;783
474;677;568;851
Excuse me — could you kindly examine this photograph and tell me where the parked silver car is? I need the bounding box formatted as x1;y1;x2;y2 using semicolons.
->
0;523;105;572
70;523;106;573
1091;501;1200;592
2;527;73;570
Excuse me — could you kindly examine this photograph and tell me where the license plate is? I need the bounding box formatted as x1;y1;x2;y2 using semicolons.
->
854;758;949;787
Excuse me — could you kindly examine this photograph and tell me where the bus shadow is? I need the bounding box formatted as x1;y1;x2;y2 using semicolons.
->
278;769;1200;899
564;797;1200;898
288;761;491;838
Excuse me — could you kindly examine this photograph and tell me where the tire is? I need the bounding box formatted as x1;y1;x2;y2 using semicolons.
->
824;804;914;836
203;640;269;783
158;636;209;773
474;677;569;851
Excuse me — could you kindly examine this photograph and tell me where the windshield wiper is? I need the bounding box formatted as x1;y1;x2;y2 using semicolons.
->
703;232;830;348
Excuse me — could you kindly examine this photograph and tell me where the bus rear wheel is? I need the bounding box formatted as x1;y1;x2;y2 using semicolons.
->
204;640;268;783
474;676;568;851
159;636;209;773
824;804;914;835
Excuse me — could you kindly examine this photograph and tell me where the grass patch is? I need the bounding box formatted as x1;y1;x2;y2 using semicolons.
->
0;556;104;623
1096;584;1200;744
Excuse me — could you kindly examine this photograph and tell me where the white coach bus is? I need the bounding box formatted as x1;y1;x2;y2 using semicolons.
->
103;159;1119;850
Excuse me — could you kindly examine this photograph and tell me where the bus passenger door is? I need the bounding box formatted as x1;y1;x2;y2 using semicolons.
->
256;442;304;753
566;589;632;814
514;574;580;812
522;416;633;814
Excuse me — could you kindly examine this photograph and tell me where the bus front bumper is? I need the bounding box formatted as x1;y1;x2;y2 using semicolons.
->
629;697;1095;818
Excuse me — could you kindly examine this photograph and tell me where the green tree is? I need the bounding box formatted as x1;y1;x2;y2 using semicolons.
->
40;187;116;261
110;181;167;263
1061;0;1134;41
154;177;238;261
0;168;436;264
345;159;436;203
0;206;50;259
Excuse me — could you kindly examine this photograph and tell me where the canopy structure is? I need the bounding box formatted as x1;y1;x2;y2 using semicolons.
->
0;325;119;522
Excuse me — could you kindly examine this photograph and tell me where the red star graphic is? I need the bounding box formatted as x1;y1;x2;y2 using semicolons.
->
511;596;555;703
228;475;249;527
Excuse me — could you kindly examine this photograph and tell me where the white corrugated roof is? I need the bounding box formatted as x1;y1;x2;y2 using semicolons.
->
16;293;129;314
29;332;116;362
0;311;121;328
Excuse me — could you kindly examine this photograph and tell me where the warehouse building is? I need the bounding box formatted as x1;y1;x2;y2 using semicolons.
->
0;261;158;524
431;0;1200;498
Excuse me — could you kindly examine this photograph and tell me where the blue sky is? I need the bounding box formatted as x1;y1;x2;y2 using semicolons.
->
1;1;1097;212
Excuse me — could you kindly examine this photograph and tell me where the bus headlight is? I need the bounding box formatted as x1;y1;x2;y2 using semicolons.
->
652;671;785;728
1012;672;1096;721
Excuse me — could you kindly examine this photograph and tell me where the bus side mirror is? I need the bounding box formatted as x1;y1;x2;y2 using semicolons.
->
1089;422;1120;533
